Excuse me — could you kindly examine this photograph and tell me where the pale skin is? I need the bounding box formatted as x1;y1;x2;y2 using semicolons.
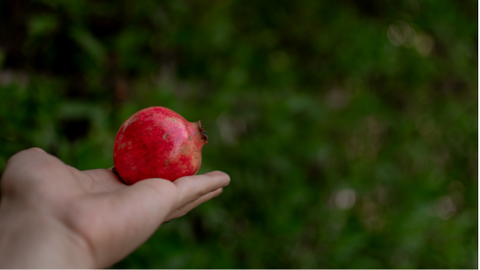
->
0;148;230;268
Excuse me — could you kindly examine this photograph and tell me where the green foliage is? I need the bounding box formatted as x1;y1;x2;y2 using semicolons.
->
0;0;477;268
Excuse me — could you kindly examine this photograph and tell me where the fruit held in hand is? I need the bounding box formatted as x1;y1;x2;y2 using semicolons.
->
113;106;208;184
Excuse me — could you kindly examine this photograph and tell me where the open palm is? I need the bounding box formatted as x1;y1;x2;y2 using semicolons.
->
0;148;230;268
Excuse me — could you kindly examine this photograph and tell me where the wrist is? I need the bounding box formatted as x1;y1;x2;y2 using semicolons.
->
0;203;96;268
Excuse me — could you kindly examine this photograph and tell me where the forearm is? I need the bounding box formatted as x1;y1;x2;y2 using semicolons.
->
0;204;95;268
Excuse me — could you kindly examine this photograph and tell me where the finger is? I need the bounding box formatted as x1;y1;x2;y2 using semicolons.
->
165;187;223;221
173;171;230;208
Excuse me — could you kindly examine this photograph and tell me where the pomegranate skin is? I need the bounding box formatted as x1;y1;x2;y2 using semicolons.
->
113;106;208;184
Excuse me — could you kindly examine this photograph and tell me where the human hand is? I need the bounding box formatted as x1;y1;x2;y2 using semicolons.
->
0;148;230;268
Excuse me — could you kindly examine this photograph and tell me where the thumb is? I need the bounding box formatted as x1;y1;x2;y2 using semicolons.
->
109;177;178;224
83;178;178;267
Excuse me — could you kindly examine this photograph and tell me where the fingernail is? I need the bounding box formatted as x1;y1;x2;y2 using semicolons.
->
30;147;45;153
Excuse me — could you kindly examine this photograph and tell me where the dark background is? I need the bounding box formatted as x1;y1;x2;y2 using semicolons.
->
0;0;477;268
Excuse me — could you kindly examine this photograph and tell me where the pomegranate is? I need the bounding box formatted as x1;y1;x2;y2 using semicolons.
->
113;106;208;184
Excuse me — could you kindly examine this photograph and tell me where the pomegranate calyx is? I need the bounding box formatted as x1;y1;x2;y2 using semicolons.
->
196;121;208;143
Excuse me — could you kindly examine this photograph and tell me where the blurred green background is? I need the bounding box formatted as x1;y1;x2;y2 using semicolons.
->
0;0;477;268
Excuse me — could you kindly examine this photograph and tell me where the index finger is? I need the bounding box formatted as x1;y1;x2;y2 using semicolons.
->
173;171;230;208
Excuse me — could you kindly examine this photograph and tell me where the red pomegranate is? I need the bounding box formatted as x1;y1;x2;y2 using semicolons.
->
113;106;208;184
